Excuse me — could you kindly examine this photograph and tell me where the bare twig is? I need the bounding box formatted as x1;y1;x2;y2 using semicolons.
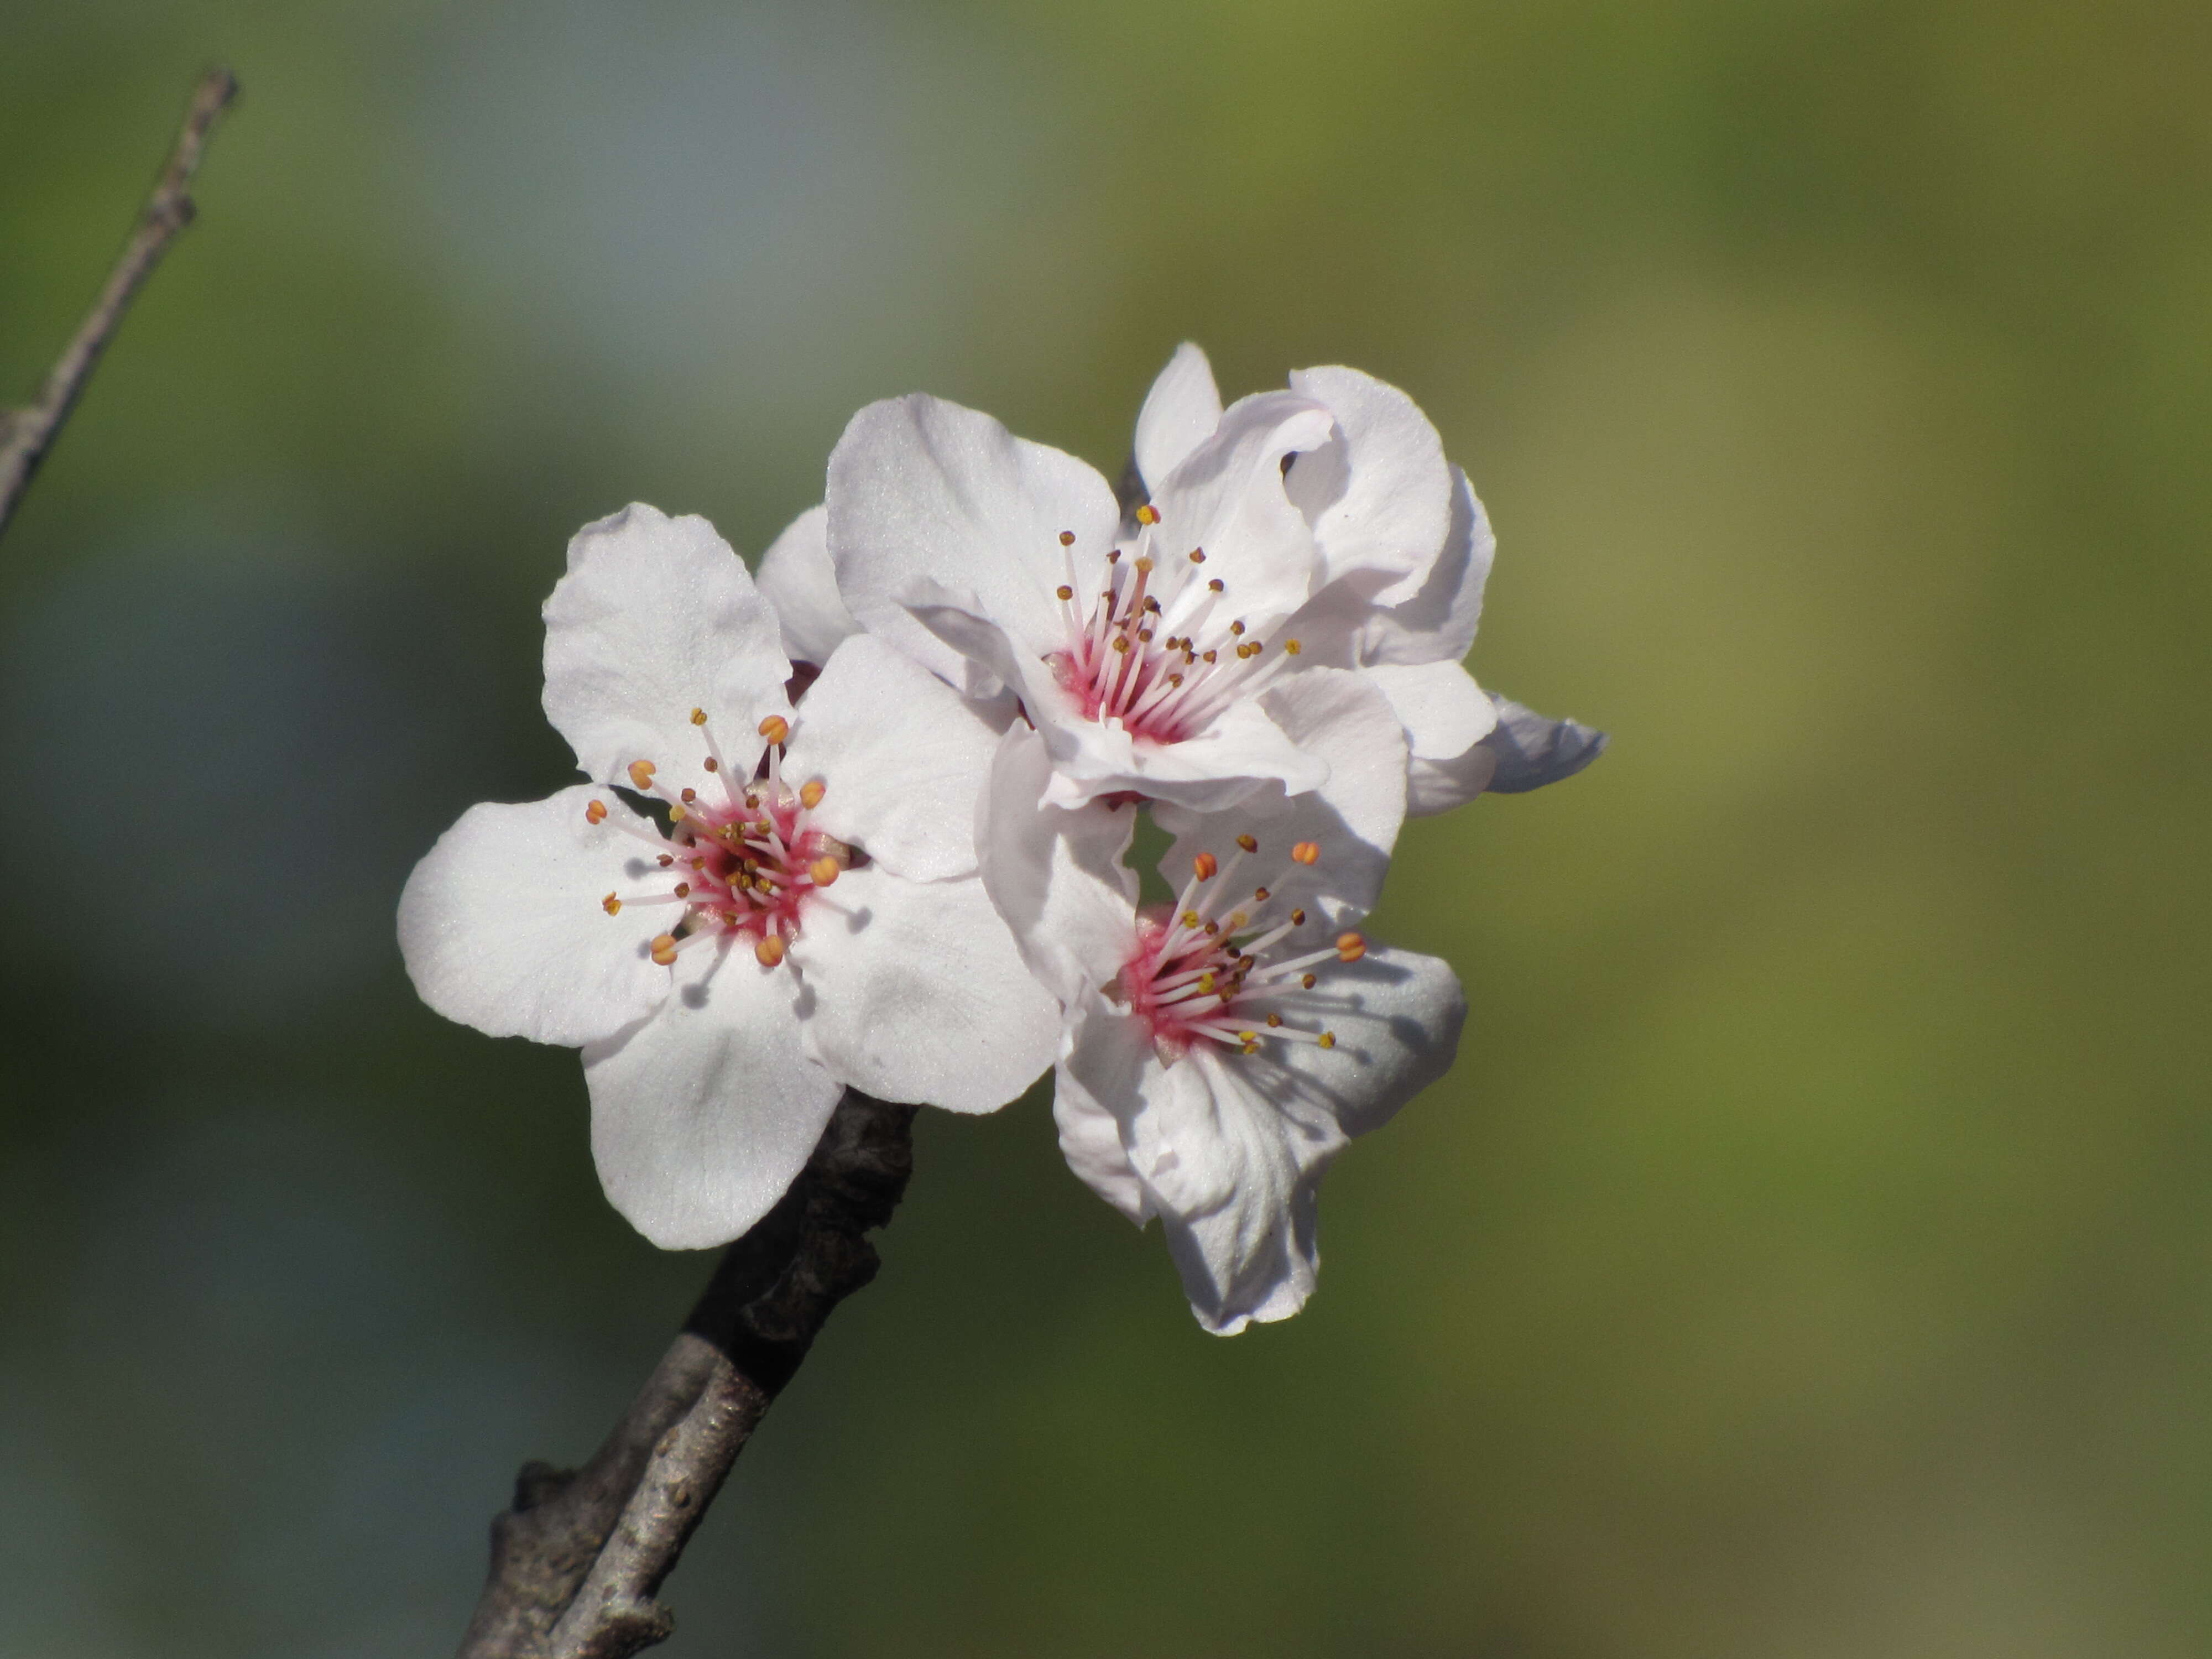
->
0;66;238;540
457;1090;919;1659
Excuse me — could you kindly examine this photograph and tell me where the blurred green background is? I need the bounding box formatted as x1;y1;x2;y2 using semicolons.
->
3;1;2208;1654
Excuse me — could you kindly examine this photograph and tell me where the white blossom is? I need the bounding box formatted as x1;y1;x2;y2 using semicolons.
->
979;666;1462;1334
399;504;1058;1249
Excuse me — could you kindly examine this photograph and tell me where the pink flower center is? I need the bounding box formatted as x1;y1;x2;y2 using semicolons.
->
589;709;852;969
1045;508;1302;745
1117;832;1364;1062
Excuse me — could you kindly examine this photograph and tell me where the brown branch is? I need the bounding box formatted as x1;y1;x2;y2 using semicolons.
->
0;66;238;540
457;1090;919;1659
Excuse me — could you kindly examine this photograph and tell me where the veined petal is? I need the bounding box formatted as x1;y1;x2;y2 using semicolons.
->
397;785;671;1048
1134;342;1224;493
784;635;1003;882
1363;660;1498;762
1286;366;1454;607
754;503;858;668
1052;999;1154;1225
1034;690;1329;816
1480;694;1609;794
975;726;1139;1006
1155;665;1408;927
788;864;1060;1115
826;393;1121;684
543;504;789;796
1146;390;1337;633
582;936;841;1250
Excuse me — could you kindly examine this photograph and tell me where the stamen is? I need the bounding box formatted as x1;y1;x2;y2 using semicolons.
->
1236;833;1258;853
628;760;656;790
799;779;826;810
754;935;787;967
1135;504;1160;525
758;714;789;745
585;800;608;825
602;894;621;915
1191;852;1218;881
807;855;840;888
1291;842;1321;865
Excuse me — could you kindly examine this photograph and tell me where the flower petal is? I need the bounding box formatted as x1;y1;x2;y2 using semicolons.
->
1350;465;1495;666
1051;998;1154;1225
1363;659;1497;762
1146;390;1337;633
1406;741;1502;816
784;634;1004;882
1155;665;1408;927
1480;693;1610;794
975;726;1140;1005
754;503;858;668
582;937;841;1250
397;785;672;1047
826;393;1121;688
1133;341;1224;493
789;864;1060;1115
1285;366;1454;607
542;504;789;796
1030;685;1331;815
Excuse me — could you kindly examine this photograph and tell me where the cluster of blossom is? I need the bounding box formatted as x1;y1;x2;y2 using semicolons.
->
399;345;1603;1334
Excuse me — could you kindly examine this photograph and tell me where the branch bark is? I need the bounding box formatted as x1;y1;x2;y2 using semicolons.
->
457;1089;918;1659
0;66;238;540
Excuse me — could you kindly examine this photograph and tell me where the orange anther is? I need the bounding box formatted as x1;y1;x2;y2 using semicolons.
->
1192;852;1219;880
758;714;790;744
601;894;622;915
585;799;608;825
1290;841;1321;865
799;779;826;810
808;855;841;888
650;934;679;966
628;760;656;790
1335;932;1366;963
754;935;787;967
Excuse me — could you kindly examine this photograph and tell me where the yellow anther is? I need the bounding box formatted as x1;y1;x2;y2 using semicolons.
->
808;855;841;888
1227;910;1249;931
1192;852;1218;880
1283;639;1302;655
758;714;790;744
585;799;609;825
754;935;787;967
1291;841;1321;865
650;934;679;966
1318;1031;1337;1050
668;804;687;822
1197;973;1216;994
690;707;708;725
799;778;826;810
1181;910;1201;927
1058;530;1076;546
1238;1031;1259;1044
1135;503;1160;525
1236;833;1258;853
1134;556;1154;575
628;760;656;790
1057;585;1074;601
1301;972;1318;989
1188;547;1206;563
602;894;622;915
1335;932;1367;963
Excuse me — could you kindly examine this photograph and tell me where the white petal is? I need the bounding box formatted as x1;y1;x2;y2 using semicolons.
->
1156;665;1408;927
1407;742;1501;817
582;937;841;1250
788;864;1060;1115
1285;366;1454;608
754;504;858;667
397;785;671;1047
1363;659;1497;761
975;726;1139;1005
1133;341;1224;492
542;504;789;796
1145;390;1338;632
1353;466;1495;665
826;393;1121;686
1051;998;1154;1225
1032;688;1330;816
783;635;1003;882
1479;694;1609;794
